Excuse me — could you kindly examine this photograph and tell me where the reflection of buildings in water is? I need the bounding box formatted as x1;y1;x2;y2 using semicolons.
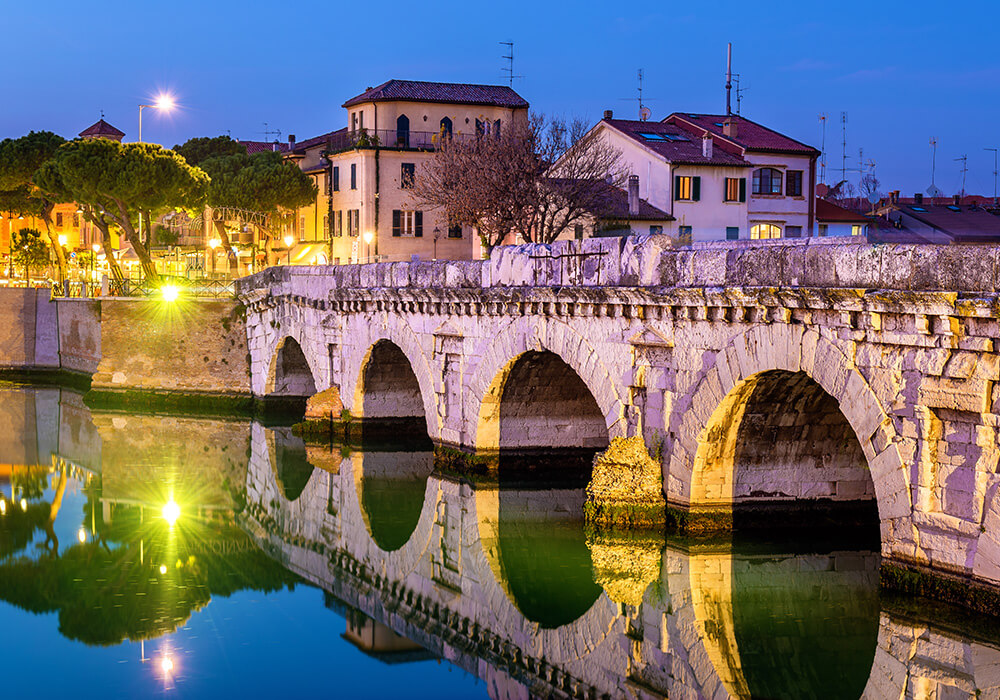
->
243;425;1000;700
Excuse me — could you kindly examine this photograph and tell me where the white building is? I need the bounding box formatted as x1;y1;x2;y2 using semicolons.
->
589;111;820;242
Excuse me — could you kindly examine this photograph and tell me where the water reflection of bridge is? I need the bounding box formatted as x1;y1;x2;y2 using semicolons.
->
244;427;1000;700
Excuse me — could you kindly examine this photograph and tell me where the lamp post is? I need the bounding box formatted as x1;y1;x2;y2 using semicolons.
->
362;231;373;263
284;235;294;265
137;94;175;254
57;234;68;294
433;226;441;261
91;243;99;297
208;237;220;276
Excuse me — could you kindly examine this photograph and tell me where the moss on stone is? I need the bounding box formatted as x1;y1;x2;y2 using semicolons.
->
881;560;1000;618
85;388;256;417
585;436;666;528
0;368;91;392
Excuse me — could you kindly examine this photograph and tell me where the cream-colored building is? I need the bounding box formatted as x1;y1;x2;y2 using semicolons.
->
588;111;819;242
286;80;529;264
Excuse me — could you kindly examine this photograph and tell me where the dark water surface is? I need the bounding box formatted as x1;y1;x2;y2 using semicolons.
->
0;385;997;699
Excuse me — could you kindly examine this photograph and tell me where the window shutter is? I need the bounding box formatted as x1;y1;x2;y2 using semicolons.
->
692;177;701;201
739;178;747;202
415;211;423;237
392;210;401;237
673;175;680;201
333;167;339;191
786;174;793;196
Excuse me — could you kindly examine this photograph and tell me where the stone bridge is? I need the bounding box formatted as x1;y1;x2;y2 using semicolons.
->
236;236;1000;592
242;425;1000;700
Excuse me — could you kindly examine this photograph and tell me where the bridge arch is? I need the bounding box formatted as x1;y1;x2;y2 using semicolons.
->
469;319;625;452
670;325;911;539
265;336;319;397
344;323;439;438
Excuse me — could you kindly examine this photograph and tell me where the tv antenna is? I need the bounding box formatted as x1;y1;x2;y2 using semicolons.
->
619;69;658;120
840;112;848;183
260;122;282;142
927;137;944;197
500;41;522;87
986;147;998;205
955;154;968;197
726;43;733;115
818;113;827;185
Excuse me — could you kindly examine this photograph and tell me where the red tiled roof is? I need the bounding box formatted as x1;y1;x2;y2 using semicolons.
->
889;202;1000;242
667;113;820;156
343;80;529;109
549;178;673;221
289;128;347;155
239;140;289;155
816;198;870;224
79;119;125;139
603;119;751;167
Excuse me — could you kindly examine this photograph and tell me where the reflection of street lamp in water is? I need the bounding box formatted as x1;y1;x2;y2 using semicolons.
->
362;230;373;263
284;235;294;265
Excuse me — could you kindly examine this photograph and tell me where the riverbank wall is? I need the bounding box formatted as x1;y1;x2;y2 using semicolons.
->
0;289;252;409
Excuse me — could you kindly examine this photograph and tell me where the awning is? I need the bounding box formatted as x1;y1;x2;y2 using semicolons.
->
291;243;329;265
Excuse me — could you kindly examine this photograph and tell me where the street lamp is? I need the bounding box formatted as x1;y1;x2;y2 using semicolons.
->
91;242;99;296
284;234;294;265
208;237;220;276
138;93;175;144
57;234;68;293
362;230;373;263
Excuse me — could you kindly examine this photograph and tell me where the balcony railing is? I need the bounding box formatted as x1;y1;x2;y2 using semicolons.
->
324;129;475;154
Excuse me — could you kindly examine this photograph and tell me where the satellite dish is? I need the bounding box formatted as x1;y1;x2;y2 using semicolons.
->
926;185;944;197
639;106;651;122
867;192;880;205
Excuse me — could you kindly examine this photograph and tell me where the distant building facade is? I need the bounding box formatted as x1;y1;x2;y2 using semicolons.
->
587;111;819;242
286;80;529;264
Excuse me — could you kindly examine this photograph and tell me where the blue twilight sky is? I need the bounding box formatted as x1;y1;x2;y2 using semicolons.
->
2;0;998;197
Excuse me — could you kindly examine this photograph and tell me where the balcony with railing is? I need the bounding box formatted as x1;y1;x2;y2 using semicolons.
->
324;129;474;154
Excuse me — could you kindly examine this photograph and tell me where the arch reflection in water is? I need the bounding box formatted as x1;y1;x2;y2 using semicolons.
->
355;449;434;552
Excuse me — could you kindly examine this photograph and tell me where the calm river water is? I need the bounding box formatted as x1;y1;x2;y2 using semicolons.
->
0;384;997;699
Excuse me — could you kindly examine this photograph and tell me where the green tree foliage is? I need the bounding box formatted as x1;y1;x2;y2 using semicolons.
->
173;135;246;167
0;131;68;281
12;227;50;282
35;139;208;282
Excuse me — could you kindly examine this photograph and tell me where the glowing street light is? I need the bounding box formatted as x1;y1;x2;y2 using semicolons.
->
77;528;87;544
159;564;168;575
162;499;180;525
138;93;175;144
208;237;220;276
284;235;294;265
161;285;179;302
362;230;373;263
57;234;68;247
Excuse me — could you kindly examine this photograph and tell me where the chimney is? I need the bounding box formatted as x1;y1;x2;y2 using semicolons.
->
702;134;713;159
891;190;899;204
603;109;613;120
952;194;961;207
628;175;640;217
914;193;923;205
288;134;296;145
723;117;738;138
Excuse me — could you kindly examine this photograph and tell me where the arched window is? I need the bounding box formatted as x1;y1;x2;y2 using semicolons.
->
750;223;782;240
439;117;453;139
396;114;410;147
752;168;783;195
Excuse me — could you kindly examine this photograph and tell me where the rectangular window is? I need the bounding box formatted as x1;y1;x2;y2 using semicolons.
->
359;111;364;131
786;225;802;238
818;224;829;237
323;215;329;239
401;163;415;189
726;226;739;240
851;224;862;236
352;113;358;131
725;178;746;202
332;166;339;192
56;212;63;227
448;223;463;238
72;212;80;228
674;175;701;201
649;225;663;235
348;210;359;237
350;164;357;190
677;225;693;245
752;168;783;195
299;216;306;235
392;210;423;237
574;224;584;240
786;170;803;196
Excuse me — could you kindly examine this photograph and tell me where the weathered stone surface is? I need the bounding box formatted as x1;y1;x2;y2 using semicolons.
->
585;436;666;527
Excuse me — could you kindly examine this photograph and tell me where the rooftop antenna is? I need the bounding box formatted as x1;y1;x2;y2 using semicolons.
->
100;109;105;119
260;122;281;142
955;154;968;197
927;138;944;197
726;43;732;116
986;147;999;206
500;41;522;87
818;113;827;185
840;112;848;183
733;75;746;115
618;70;658;119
